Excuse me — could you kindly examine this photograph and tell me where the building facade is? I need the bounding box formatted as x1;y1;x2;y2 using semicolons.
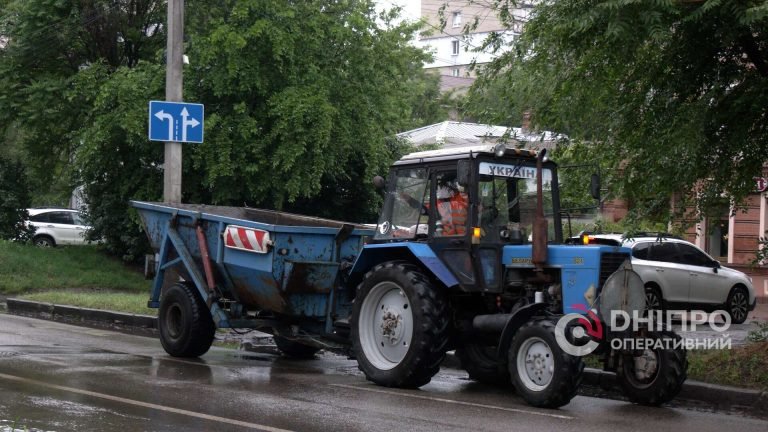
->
417;1;531;91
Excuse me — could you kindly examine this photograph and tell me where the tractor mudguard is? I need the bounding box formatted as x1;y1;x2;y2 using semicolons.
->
496;303;549;360
349;243;460;289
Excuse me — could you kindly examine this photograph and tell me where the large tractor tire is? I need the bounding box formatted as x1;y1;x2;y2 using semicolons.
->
274;336;321;359
456;343;509;385
508;318;584;408
158;283;216;357
351;261;449;389
616;330;687;406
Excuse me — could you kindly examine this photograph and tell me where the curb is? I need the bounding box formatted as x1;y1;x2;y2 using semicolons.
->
6;298;157;333
579;366;767;415
5;298;766;418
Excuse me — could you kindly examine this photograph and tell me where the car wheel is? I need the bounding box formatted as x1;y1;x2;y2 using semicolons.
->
644;286;664;313
726;287;749;325
34;236;55;248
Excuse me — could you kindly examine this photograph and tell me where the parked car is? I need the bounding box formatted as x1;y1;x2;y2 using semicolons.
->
574;233;757;324
26;208;91;247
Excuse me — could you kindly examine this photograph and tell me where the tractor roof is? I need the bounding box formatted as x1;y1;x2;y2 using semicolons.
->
394;144;542;166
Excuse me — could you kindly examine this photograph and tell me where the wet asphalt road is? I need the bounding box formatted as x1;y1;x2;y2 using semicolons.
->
1;313;766;432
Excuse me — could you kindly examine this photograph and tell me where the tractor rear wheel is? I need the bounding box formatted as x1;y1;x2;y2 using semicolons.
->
508;318;584;408
351;261;449;388
158;283;216;357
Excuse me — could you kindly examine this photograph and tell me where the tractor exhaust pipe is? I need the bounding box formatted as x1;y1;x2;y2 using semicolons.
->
532;148;548;269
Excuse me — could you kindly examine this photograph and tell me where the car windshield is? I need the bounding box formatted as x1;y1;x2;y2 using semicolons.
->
477;162;555;243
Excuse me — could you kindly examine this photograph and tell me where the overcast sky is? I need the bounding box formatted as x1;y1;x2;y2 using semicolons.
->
374;0;421;23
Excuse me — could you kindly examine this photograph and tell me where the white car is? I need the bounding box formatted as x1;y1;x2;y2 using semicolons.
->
27;208;91;247
579;233;757;324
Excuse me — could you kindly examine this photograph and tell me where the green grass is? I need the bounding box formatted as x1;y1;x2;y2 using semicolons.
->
0;240;150;294
585;343;768;391
687;343;768;391
18;290;155;316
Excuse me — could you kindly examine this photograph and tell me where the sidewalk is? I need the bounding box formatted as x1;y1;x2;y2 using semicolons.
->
750;302;768;322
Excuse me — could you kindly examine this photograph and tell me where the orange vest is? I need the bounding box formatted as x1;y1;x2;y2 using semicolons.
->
438;194;468;235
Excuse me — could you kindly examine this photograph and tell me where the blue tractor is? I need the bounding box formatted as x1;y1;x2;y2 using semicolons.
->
133;144;687;409
348;144;686;407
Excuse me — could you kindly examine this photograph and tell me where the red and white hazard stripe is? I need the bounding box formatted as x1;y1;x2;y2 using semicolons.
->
223;225;272;254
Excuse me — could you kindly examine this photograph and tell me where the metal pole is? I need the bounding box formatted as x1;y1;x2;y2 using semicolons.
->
164;0;184;203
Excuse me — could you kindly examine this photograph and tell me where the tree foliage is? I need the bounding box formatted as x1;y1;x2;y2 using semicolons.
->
467;0;768;225
183;0;437;220
0;157;34;242
0;1;443;260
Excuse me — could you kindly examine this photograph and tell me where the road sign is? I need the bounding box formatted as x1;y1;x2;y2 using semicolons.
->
148;101;204;143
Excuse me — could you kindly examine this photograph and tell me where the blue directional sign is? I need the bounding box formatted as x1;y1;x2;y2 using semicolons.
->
148;101;204;143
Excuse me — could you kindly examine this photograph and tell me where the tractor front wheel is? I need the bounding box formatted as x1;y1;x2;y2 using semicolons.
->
351;261;449;388
508;318;584;408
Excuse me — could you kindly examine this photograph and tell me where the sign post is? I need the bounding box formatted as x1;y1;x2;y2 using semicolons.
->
164;0;184;203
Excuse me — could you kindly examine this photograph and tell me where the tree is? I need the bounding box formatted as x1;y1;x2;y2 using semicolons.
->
1;1;442;260
0;0;165;206
0;157;34;242
467;0;768;225
182;0;437;221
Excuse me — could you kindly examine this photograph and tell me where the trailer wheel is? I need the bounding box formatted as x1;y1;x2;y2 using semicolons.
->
456;343;509;385
274;336;321;359
351;261;449;388
616;330;687;406
508;318;584;408
159;283;216;357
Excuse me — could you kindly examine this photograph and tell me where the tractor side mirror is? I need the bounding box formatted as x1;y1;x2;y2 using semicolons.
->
590;173;601;201
457;160;470;187
373;175;387;191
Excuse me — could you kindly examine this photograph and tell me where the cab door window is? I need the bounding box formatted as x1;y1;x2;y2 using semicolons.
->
375;168;428;240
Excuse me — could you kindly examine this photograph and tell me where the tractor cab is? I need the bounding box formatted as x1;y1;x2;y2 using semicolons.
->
373;144;561;292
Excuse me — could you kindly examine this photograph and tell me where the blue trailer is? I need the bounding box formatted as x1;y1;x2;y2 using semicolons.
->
132;144;687;409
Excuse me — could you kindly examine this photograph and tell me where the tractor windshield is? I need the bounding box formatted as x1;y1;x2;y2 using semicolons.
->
477;161;556;244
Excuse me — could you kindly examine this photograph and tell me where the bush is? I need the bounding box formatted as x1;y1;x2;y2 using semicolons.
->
0;157;34;242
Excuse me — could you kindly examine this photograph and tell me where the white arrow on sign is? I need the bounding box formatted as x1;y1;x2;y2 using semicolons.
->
154;110;174;141
180;107;201;142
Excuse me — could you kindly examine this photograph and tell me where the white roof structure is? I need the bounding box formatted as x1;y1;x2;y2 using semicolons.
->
397;121;564;150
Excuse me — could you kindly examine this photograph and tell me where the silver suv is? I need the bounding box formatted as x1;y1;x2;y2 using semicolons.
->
27;208;91;247
578;233;757;324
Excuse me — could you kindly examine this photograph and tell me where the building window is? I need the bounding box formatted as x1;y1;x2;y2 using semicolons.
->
451;40;460;56
452;11;462;28
452;68;460;77
707;218;729;261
